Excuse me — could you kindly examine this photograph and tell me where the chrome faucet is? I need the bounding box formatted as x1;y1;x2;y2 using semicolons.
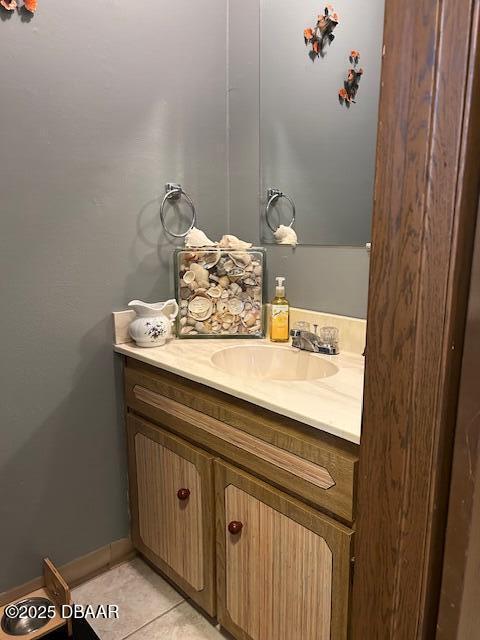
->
290;324;339;355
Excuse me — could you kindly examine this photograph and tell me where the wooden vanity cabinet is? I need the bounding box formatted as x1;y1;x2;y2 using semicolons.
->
124;357;358;639
215;461;353;640
126;414;216;616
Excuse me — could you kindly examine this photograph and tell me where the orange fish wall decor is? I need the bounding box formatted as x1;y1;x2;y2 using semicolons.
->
0;0;17;9
23;0;37;12
304;5;339;59
339;51;364;105
0;0;37;14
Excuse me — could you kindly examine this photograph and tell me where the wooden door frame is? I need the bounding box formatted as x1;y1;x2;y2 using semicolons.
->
351;0;480;637
436;204;480;637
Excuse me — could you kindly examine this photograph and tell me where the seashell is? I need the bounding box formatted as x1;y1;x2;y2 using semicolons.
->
187;316;197;326
215;259;227;276
201;249;221;269
188;294;213;321
221;289;229;299
189;281;198;291
250;286;262;301
229;251;252;268
185;227;217;248
253;265;262;276
180;287;191;300
190;263;210;288
216;301;228;314
222;312;235;325
183;270;195;284
180;307;188;317
230;282;242;296
218;275;230;288
243;276;257;286
245;264;254;272
223;259;235;273
209;274;220;282
228;298;245;315
242;312;257;327
180;326;194;334
195;321;210;334
24;0;37;11
219;235;253;250
228;267;245;281
274;224;298;246
207;285;223;298
1;1;17;9
179;317;187;326
180;300;188;308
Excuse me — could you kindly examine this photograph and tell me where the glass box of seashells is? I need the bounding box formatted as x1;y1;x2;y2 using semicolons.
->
174;247;266;338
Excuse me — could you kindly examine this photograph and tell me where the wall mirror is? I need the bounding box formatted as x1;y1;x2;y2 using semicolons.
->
260;0;385;246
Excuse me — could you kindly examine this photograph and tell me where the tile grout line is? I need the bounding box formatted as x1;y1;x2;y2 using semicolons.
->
118;599;186;640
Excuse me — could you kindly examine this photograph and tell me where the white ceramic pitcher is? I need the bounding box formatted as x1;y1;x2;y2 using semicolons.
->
128;299;179;347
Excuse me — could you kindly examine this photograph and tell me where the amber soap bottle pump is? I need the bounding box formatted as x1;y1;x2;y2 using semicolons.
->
270;276;290;342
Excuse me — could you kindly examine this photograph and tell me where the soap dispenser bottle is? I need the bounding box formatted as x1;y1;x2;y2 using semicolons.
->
270;276;290;342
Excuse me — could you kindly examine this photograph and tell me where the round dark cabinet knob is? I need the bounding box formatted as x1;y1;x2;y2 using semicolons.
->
177;488;191;501
228;521;243;535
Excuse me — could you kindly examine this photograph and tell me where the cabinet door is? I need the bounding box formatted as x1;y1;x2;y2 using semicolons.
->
127;414;215;615
215;461;353;640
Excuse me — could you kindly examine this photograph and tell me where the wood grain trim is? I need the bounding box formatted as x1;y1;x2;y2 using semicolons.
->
134;384;336;491
127;415;216;616
215;460;353;640
125;359;359;460
125;362;357;521
437;205;480;637
225;484;333;640
135;432;204;590
351;0;480;635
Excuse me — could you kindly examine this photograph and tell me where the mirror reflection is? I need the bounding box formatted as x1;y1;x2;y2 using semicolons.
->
260;0;385;246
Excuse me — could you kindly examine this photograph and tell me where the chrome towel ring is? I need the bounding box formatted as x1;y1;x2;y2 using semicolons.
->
265;188;296;232
160;182;197;238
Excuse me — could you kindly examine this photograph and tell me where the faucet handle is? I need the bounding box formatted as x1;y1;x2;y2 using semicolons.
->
313;324;318;335
319;325;339;347
294;320;310;332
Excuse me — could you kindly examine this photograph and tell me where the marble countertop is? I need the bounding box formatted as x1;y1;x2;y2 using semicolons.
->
114;338;363;444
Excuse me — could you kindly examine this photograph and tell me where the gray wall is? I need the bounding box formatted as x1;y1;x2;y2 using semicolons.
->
229;0;370;318
0;0;370;593
0;1;227;592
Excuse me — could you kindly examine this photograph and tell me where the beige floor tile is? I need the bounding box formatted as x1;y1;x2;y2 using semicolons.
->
72;557;184;640
127;601;224;640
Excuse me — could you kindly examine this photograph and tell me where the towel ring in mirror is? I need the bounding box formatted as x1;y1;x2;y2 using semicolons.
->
160;182;197;238
265;188;296;233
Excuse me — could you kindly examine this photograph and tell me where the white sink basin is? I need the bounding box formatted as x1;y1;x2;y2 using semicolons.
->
210;345;338;381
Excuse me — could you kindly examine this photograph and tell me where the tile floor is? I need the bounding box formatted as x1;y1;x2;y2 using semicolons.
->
72;557;225;640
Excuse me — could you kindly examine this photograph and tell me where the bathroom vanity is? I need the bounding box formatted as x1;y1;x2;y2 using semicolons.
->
115;334;363;640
